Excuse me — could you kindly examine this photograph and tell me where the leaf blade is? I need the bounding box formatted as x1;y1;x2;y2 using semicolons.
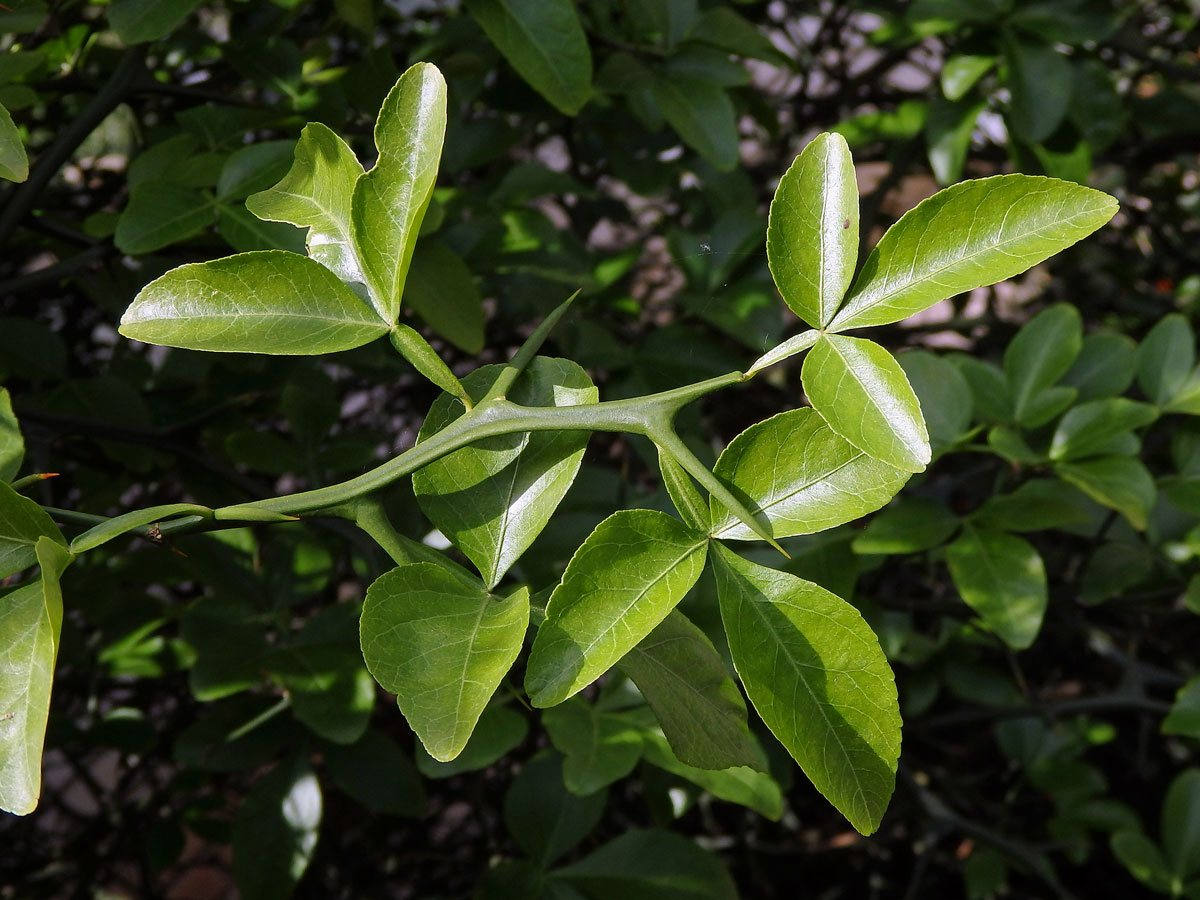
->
828;175;1117;331
119;250;389;355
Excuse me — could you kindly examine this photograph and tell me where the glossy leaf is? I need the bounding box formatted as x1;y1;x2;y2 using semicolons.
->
246;123;366;287
466;0;593;115
526;510;708;708
712;545;900;835
0;101;28;183
1163;770;1200;883
351;63;447;323
658;448;710;533
710;407;909;541
1004;304;1082;426
119;250;389;355
0;481;67;579
114;182;216;254
360;563;529;761
1163;677;1200;739
767;133;858;328
1049;398;1158;462
403;241;485;353
414;358;596;588
617;609;764;772
926;96;983;186
941;54;995;101
640;729;781;820
1007;39;1071;143
971;479;1093;533
898;350;973;449
266;644;374;745
852;497;959;555
0;538;72;815
1138;314;1195;407
1061;332;1138;400
232;757;322;900
745;329;819;378
504;752;606;866
946;526;1047;649
1055;456;1156;530
416;705;528;778
553;828;738;900
389;325;471;408
651;74;738;172
0;388;23;481
803;334;930;473
828;176;1117;331
217;141;296;202
542;698;644;795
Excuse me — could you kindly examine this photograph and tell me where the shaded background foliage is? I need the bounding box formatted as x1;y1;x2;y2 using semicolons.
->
1;1;1200;898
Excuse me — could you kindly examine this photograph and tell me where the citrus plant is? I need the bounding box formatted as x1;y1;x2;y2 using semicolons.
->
0;60;1118;851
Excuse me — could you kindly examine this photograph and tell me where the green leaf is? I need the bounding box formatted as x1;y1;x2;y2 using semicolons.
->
0;537;72;815
1004;304;1083;426
690;7;790;65
803;334;930;473
119;250;390;355
710;407;909;541
389;326;471;408
0;388;24;481
650;74;738;171
114;182;217;254
971;479;1093;532
526;510;708;708
414;358;596;588
266;644;374;745
1007;39;1071;143
466;0;593;115
416;704;529;778
1061;332;1138;400
1138;314;1195;407
217;206;306;254
941;54;995;101
1110;831;1173;894
360;563;528;762
852;497;959;555
553;828;738;900
658;447;710;532
0;481;66;579
109;0;200;42
1163;769;1200;883
954;356;1013;423
897;350;973;449
946;525;1047;649
1049;398;1158;462
617;609;764;771
70;502;212;554
926;96;983;186
232;756;322;900
217;140;296;202
766;132;858;328
711;545;900;835
351;63;447;323
245;123;367;287
828;176;1117;331
745;329;819;378
0;101;28;183
323;730;424;817
1055;456;1156;530
542;697;644;795
1163;677;1200;740
403;241;485;354
505;751;606;866
640;729;782;820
